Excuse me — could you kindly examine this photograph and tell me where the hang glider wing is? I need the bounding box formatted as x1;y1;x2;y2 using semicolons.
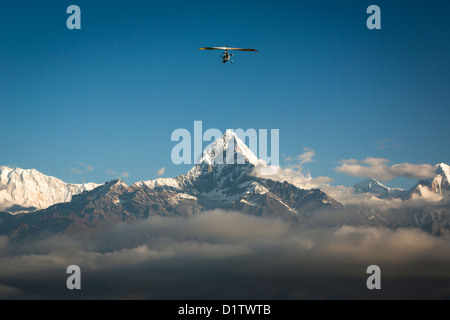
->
200;47;258;52
225;47;258;52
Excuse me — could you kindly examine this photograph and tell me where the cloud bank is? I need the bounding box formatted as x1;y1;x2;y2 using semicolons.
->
1;211;450;299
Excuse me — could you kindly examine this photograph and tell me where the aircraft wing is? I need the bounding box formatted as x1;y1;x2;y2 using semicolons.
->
200;47;228;50
200;47;258;52
225;47;258;52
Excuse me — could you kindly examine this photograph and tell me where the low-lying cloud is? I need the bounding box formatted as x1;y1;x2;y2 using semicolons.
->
1;211;450;299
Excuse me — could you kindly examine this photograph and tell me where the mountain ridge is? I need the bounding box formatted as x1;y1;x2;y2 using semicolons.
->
0;133;341;239
1;134;449;239
0;166;100;214
352;163;450;201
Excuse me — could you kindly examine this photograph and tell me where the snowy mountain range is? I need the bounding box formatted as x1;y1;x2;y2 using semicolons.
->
352;163;450;201
0;132;449;239
0;166;99;213
0;132;340;239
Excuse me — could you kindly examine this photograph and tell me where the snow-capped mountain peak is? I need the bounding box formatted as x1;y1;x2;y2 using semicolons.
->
128;132;340;219
352;178;406;199
353;178;388;192
352;163;450;201
353;178;405;193
408;163;450;198
436;163;450;182
0;166;100;214
133;130;265;194
197;130;261;166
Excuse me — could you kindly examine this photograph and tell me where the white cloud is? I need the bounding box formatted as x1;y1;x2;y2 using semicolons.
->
157;167;166;176
374;138;394;150
66;162;95;175
284;148;316;165
255;149;332;189
297;148;316;165
256;166;333;190
335;158;436;181
411;185;443;202
320;183;446;209
68;168;84;174
107;169;129;179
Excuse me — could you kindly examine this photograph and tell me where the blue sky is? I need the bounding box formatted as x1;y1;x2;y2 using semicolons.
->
1;0;449;188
